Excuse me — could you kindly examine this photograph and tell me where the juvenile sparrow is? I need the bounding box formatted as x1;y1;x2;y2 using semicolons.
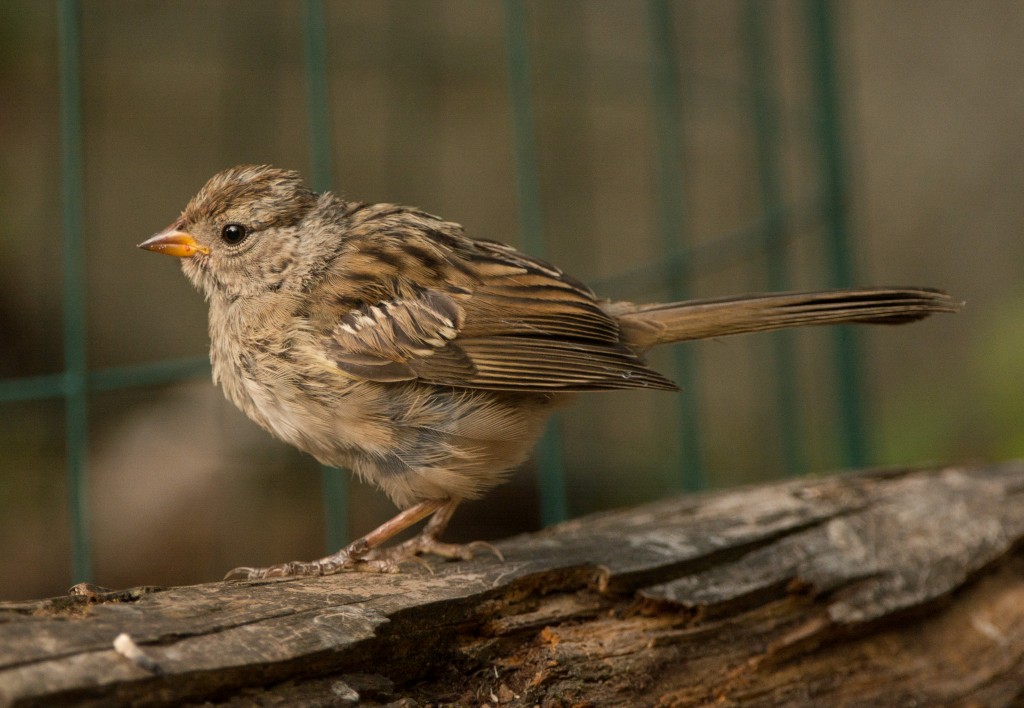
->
139;165;960;579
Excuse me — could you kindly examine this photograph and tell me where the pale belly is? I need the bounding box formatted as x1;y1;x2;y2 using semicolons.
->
214;349;556;507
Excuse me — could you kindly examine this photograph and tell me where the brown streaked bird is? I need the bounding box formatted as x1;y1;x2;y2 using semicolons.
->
139;165;960;579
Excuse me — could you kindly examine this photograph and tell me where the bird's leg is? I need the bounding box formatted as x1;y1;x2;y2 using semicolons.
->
363;498;504;565
224;498;447;580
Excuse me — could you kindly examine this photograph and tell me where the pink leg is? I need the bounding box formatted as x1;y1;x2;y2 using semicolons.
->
363;498;504;565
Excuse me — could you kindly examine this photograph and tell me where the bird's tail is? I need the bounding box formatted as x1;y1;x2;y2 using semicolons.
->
609;287;962;351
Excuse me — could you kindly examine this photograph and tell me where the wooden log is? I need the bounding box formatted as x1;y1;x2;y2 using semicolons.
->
2;462;1023;707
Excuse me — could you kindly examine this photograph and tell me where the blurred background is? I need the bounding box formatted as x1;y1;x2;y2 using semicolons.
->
1;1;1020;600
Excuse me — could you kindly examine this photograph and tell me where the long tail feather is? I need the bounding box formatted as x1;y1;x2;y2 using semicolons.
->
611;287;962;350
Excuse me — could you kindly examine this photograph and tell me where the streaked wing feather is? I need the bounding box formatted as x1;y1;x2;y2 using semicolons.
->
326;290;472;382
451;337;679;392
321;230;678;392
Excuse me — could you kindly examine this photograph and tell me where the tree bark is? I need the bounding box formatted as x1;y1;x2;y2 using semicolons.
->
2;462;1023;707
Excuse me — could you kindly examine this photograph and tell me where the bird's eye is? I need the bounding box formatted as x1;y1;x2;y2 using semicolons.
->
220;223;248;245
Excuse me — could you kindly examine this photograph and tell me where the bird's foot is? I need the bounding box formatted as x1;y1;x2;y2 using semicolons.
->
224;539;398;580
221;498;497;579
364;533;504;565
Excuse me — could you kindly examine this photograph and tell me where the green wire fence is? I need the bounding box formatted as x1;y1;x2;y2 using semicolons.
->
0;0;861;586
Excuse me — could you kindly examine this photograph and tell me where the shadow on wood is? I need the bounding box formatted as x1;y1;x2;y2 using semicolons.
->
2;462;1023;706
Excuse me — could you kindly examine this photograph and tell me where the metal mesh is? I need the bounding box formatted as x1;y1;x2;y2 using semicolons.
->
0;0;861;586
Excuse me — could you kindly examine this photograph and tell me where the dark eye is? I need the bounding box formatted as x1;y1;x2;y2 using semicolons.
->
220;223;248;245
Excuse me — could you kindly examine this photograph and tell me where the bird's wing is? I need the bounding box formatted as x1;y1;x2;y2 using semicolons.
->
324;288;474;383
319;239;677;392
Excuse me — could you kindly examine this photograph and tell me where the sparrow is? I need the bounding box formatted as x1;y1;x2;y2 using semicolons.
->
139;165;960;579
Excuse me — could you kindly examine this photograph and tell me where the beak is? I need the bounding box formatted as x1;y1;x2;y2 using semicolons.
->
137;223;209;258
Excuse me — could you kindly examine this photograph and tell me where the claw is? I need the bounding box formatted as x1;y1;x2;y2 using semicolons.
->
403;553;435;574
467;539;505;562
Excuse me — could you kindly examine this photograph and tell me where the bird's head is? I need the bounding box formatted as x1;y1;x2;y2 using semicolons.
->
139;165;322;301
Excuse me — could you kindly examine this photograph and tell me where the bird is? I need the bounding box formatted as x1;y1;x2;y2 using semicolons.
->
138;164;960;579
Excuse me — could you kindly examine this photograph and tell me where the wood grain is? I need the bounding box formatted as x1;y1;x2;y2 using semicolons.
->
2;462;1022;706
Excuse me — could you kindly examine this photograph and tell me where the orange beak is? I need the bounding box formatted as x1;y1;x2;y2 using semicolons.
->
137;223;209;258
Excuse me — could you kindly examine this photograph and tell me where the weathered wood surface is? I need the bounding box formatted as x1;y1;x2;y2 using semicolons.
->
2;462;1024;707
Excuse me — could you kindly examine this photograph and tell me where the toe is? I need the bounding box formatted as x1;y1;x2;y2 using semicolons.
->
467;540;505;561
